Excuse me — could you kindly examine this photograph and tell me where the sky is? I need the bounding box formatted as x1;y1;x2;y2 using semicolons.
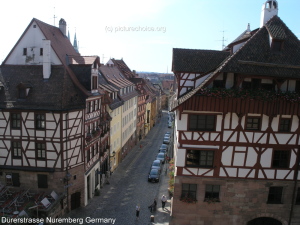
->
0;0;299;73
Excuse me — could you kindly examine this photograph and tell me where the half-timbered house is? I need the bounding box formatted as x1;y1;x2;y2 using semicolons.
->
170;1;300;225
0;18;107;216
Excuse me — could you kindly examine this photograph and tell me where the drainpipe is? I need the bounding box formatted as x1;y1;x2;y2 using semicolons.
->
288;146;300;225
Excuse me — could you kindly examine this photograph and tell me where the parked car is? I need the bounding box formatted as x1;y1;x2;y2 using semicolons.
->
168;122;172;128
151;159;162;172
159;144;168;151
148;169;160;182
156;152;165;164
165;132;171;135
163;136;170;144
159;149;167;154
164;133;170;138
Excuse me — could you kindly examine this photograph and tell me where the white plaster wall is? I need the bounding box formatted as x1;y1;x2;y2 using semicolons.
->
246;148;257;167
233;153;245;166
176;149;186;167
271;116;279;131
291;116;299;132
260;149;272;167
195;74;210;88
233;42;246;53
225;73;234;89
264;169;275;179
222;147;233;166
5;21;61;65
177;114;187;130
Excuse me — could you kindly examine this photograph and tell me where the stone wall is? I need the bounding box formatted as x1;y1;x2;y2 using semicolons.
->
170;176;300;225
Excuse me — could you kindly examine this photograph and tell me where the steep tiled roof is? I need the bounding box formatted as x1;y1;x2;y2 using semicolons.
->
99;65;133;88
0;65;86;110
111;59;136;79
171;15;300;111
172;48;230;73
219;16;300;78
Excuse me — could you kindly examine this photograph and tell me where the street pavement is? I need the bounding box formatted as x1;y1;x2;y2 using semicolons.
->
62;111;172;225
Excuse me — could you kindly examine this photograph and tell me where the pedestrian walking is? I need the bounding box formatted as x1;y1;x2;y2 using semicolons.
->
161;195;167;209
148;198;157;212
136;204;140;219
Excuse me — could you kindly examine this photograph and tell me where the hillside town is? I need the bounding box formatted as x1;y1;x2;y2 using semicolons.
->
1;0;300;225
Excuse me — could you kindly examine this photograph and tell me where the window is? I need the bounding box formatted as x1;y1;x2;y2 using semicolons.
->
272;150;290;168
40;48;43;56
12;141;22;158
12;173;20;187
11;113;21;129
36;142;46;159
19;88;27;99
246;117;261;130
35;114;45;129
279;118;291;132
267;187;283;204
92;76;98;90
189;115;216;131
271;40;283;52
186;150;214;167
296;188;300;205
38;174;48;188
23;48;27;56
205;185;220;202
181;184;197;202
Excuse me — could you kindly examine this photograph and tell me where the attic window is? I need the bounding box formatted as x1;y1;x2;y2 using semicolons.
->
271;40;283;52
33;25;36;28
17;83;32;99
23;48;27;56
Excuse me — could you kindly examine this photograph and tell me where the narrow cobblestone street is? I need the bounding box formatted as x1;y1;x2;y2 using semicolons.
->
63;111;172;225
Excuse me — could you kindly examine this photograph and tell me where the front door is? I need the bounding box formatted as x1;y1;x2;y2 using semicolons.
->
70;192;81;210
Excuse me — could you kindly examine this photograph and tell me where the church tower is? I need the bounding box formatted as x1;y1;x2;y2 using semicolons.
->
73;32;79;53
260;0;278;27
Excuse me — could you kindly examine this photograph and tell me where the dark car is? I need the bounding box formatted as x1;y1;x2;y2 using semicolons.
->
148;169;160;182
151;159;162;172
156;152;165;164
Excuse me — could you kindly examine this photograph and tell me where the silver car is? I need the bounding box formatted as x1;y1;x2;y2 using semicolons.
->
151;159;162;172
156;152;165;164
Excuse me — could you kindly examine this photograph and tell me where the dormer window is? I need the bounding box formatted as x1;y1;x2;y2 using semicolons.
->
17;83;32;99
271;39;283;52
92;76;98;90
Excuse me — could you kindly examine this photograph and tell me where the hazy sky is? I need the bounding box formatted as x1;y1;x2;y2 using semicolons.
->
1;0;299;73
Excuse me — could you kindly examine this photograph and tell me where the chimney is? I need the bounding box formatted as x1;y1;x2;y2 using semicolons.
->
59;18;67;36
43;40;51;79
260;0;278;27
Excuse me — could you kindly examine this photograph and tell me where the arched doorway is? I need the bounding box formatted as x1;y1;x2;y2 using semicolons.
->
247;217;282;225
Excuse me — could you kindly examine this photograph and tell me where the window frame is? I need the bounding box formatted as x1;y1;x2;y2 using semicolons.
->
186;149;214;168
181;183;197;201
35;113;46;130
188;114;216;131
12;141;22;159
278;118;291;133
267;186;283;204
11;113;21;129
204;184;221;202
272;150;290;169
245;116;261;131
36;142;46;160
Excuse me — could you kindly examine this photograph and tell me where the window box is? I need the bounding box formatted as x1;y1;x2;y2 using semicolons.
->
204;198;220;204
180;195;197;203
